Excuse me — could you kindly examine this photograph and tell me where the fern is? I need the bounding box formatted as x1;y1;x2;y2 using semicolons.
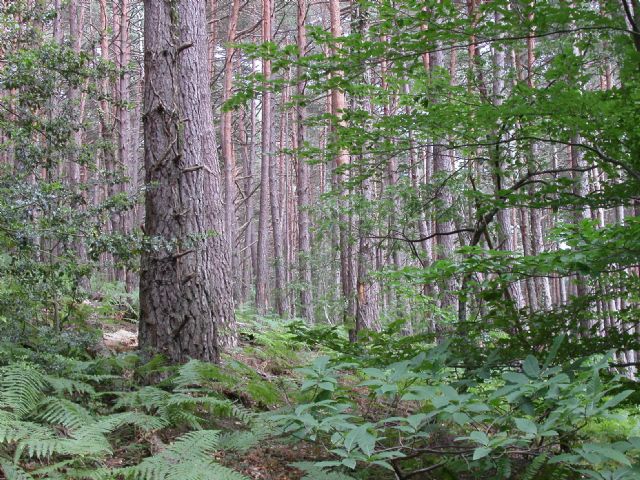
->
43;374;96;396
115;387;236;429
217;415;272;453
291;462;356;480
38;397;93;430
496;456;512;479
173;360;235;390
0;356;257;480
0;365;47;418
54;467;114;480
0;460;34;480
121;430;248;480
521;453;549;480
228;404;257;425
0;421;51;445
89;411;167;433
115;386;171;411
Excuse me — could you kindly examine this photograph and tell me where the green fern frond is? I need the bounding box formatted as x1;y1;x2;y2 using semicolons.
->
521;453;549;480
114;386;170;411
0;421;53;446
229;404;257;425
73;374;122;384
217;428;268;453
43;375;96;396
166;393;233;416
173;360;235;390
38;397;93;430
13;427;110;461
496;456;512;479
163;429;221;457
91;411;167;433
217;411;273;453
168;461;249;480
0;460;34;480
121;430;247;480
291;462;356;480
17;437;64;461
0;364;47;418
28;459;76;477
60;466;115;480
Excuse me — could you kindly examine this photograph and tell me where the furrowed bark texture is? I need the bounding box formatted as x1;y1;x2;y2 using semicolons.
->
140;0;236;364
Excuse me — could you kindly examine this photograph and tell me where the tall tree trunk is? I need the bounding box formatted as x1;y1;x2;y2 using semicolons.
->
255;0;272;313
117;0;135;289
221;0;241;300
296;0;313;321
208;0;218;79
97;0;116;281
431;46;458;317
239;106;256;303
329;0;356;338
140;0;236;363
352;2;380;333
270;77;287;316
67;0;82;185
525;27;553;310
490;14;525;310
67;0;89;282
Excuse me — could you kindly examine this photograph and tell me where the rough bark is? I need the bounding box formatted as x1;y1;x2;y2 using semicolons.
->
139;0;236;364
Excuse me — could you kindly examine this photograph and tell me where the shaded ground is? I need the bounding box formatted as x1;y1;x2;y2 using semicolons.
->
218;441;329;479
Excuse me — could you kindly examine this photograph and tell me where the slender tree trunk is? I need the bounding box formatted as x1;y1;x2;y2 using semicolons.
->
140;0;236;363
329;0;356;338
67;0;82;185
67;0;90;283
221;0;241;300
296;0;313;321
431;46;459;317
524;30;553;310
255;0;273;313
208;0;218;79
97;0;115;281
352;2;380;333
117;0;134;288
270;76;288;316
239;107;256;303
490;16;525;309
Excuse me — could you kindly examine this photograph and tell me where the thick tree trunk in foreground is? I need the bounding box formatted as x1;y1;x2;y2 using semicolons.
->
140;0;236;364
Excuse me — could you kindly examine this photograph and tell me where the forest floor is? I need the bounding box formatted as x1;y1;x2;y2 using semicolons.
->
93;317;327;479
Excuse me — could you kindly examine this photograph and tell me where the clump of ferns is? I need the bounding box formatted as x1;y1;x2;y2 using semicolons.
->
113;359;258;431
0;363;161;475
0;360;267;479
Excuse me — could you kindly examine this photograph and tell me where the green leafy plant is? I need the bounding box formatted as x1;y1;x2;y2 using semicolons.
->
275;337;640;479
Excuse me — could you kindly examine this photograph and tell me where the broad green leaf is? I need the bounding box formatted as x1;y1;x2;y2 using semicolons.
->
514;418;537;436
503;372;529;384
473;447;491;460
469;431;489;446
522;356;540;378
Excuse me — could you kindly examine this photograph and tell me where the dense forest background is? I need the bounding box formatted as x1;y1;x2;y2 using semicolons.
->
1;0;640;478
